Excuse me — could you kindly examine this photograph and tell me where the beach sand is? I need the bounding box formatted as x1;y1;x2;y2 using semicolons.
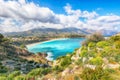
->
26;38;69;48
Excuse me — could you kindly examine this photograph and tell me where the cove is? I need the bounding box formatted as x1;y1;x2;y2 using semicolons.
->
27;38;85;61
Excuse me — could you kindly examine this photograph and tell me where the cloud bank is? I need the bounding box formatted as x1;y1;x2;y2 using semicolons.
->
0;0;120;32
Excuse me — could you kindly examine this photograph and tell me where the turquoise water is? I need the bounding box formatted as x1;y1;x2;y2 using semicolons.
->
27;38;85;61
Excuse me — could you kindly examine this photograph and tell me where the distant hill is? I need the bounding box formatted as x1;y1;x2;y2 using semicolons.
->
99;29;118;36
3;27;90;37
3;27;118;37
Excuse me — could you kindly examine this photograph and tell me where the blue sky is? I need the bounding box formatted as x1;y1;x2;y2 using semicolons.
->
0;0;120;32
27;0;120;15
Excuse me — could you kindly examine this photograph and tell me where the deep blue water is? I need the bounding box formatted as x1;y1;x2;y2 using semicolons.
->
27;38;85;61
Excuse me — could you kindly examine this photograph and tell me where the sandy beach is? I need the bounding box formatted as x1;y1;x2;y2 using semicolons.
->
26;38;70;48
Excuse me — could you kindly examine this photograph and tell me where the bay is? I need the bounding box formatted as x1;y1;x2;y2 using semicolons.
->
27;38;85;61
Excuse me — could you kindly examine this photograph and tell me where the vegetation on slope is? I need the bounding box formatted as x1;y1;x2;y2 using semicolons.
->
0;33;50;76
0;33;120;80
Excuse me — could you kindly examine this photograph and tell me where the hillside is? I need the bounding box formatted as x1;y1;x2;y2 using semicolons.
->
0;34;50;74
40;33;120;80
0;33;120;80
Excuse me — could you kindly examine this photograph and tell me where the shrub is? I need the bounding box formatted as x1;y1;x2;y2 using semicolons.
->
80;50;88;57
53;65;64;72
27;68;42;77
89;56;103;66
82;32;104;46
96;41;110;48
7;71;21;80
81;67;113;80
20;44;26;49
0;76;6;80
0;34;4;44
14;75;26;80
110;35;120;42
88;42;96;48
114;41;120;49
60;56;71;67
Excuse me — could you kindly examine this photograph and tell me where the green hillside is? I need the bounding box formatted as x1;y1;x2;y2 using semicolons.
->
0;33;50;78
0;33;120;80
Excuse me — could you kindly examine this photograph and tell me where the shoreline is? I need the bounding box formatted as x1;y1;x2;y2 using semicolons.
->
26;38;70;48
26;36;108;48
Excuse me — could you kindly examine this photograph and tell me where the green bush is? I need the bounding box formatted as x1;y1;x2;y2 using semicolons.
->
80;50;88;57
81;67;113;80
89;57;103;66
0;76;6;80
96;41;110;48
14;75;26;80
27;68;51;78
114;41;120;49
60;56;71;67
110;35;120;42
7;71;21;80
27;68;42;77
0;66;8;73
53;65;64;72
88;42;96;48
82;32;104;46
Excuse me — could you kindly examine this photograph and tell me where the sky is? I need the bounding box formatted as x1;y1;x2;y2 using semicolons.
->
0;0;120;32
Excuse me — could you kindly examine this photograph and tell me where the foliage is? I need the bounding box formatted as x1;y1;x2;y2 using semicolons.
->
81;67;113;80
110;35;120;42
114;41;120;49
88;42;96;48
80;50;88;57
7;71;21;80
0;65;8;73
1;33;120;80
20;44;26;49
60;56;71;68
27;68;51;77
89;57;103;66
14;75;26;80
53;65;64;72
96;41;110;48
0;34;4;44
0;76;6;80
82;32;105;46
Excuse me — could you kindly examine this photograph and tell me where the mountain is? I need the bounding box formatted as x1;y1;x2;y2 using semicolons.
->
99;29;118;36
3;27;118;37
3;27;90;37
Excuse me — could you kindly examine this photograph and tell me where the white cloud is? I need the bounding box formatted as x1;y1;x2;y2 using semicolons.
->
0;0;120;33
0;0;59;23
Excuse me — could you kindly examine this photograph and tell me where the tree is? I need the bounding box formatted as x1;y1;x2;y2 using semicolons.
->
0;34;4;39
0;33;4;44
82;32;105;46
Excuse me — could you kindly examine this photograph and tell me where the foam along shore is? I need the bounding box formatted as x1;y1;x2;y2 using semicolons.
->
26;38;70;48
